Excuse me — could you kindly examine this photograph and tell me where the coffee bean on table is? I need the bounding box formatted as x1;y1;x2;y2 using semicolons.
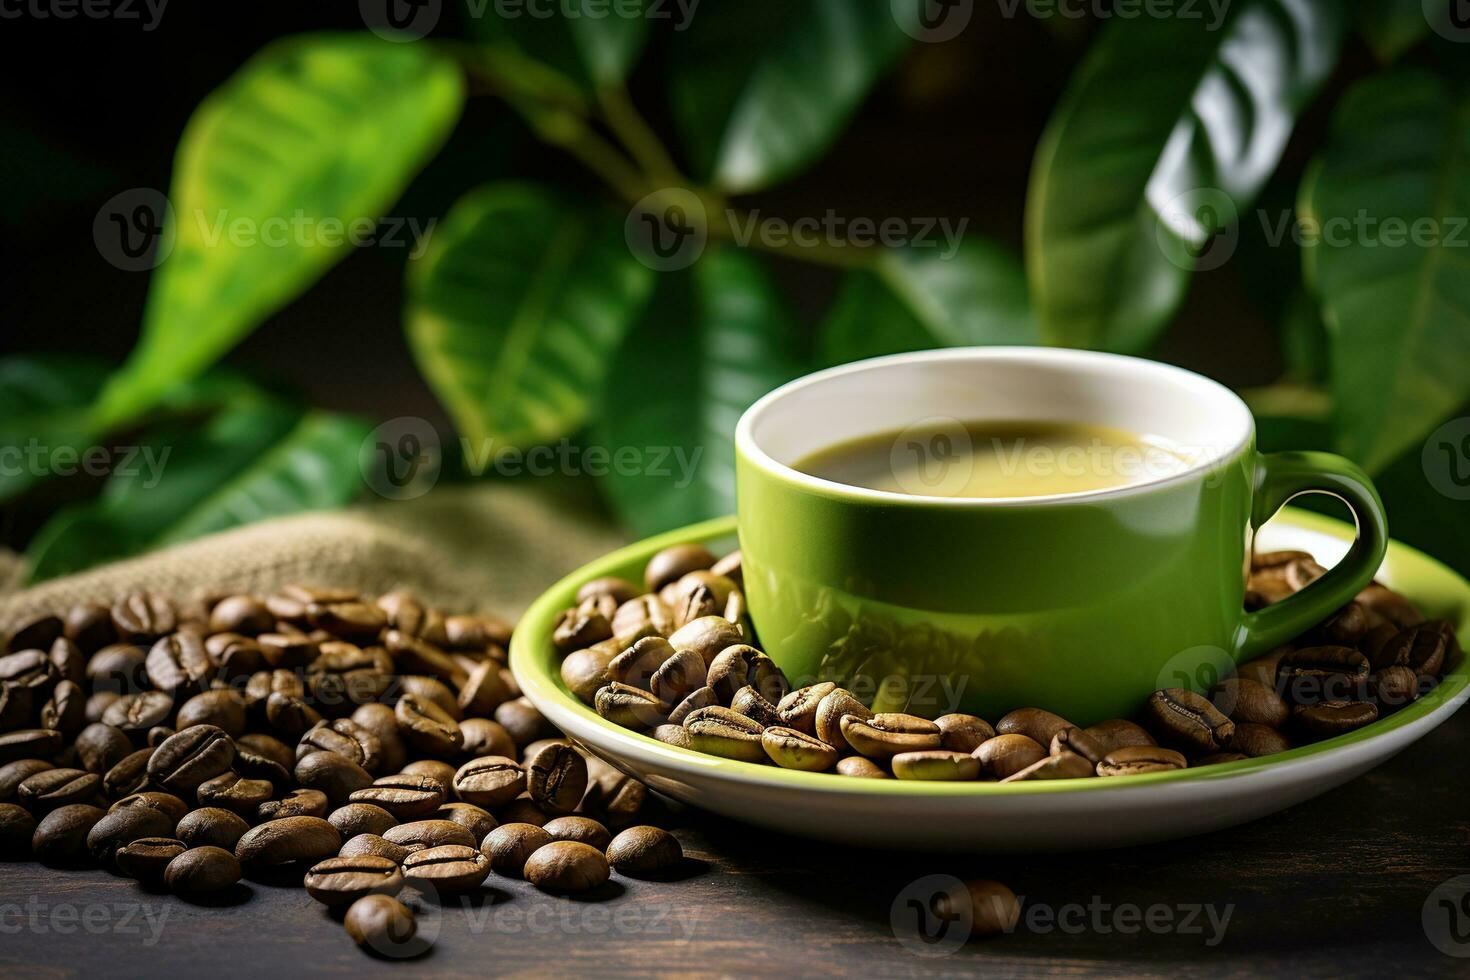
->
936;879;1021;937
1143;689;1235;752
1229;722;1291;758
402;844;490;893
526;743;587;816
0;729;63;766
110;791;189;826
258;788;331;822
345;895;417;953
8;613;64;653
197;772;274;818
176;690;247;737
606;826;682;877
350;775;445;821
1096;746;1188;777
523;840;609;894
482;823;553;877
840;713;941;759
304;854;404;906
0;759;53;801
453;756;525;810
0;803;37;856
165;846;241;895
40;680;86;738
434;803;496;843
87;804;174;866
102;691;174;737
383;819;477;851
835;757;889;779
330;803;398;840
176;808;250;851
17;768;100;812
265;692;323;741
541;816;611;851
235;815;341;870
401;759;458;794
891;750;981;781
111;593;176;643
395;693;463;756
459;718;517;760
295;751;373;807
210;596;274;636
116;837;187;885
1293;700;1378;738
760;726;838;771
145;632;215;694
147;725;236;796
340;834;412;864
32;804;104;864
973;734;1045;779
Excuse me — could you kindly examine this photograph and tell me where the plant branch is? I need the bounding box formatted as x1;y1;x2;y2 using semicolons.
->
714;208;881;269
596;84;682;185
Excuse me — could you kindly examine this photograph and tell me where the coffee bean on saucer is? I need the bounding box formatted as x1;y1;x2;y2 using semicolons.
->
305;854;404;906
1210;678;1288;728
934;713;995;754
891;750;981;781
730;686;781;728
482;823;553;877
760;726;837;771
1229;723;1291;757
814;689;871;752
1049;727;1106;766
606;826;682;877
402;844;490;893
578;577;641;607
839;713;941;759
1001;750;1095;781
973;734;1045;779
667;687;716;726
644;544;716;594
652;724;694;750
1143;689;1234;752
650;650;707;707
560;644;619;706
1293;700;1378;739
665;616;741;665
176;808;250;851
524;840;609;894
686;708;765;763
1195;752;1250;766
774;683;834;735
996;708;1074;748
595;684;669;731
835;757;889;779
165;846;241;894
1081;719;1156;754
1276;647;1370;704
1095;746;1187;777
1372;665;1422;710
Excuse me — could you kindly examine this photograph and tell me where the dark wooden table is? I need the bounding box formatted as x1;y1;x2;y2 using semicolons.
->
2;709;1467;978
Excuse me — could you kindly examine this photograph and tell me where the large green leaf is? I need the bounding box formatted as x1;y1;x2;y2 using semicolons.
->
474;0;651;88
25;403;371;581
1025;2;1344;352
1354;0;1427;62
818;240;1034;367
0;356;109;503
1299;68;1470;475
406;184;655;452
92;34;464;430
593;249;807;534
669;0;911;193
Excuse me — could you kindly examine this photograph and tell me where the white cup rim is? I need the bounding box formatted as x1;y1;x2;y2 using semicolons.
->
734;347;1256;507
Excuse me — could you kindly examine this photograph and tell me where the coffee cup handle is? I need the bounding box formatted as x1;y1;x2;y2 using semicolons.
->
1236;450;1389;657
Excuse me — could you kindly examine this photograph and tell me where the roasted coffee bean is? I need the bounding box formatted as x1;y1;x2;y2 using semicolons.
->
524;840;609;894
0;729;62;765
686;707;766;763
1082;718;1157;754
0;759;53;802
48;637;86;687
1356;583;1424;630
86;694;121;729
147;726;175;748
434;802;496;842
840;713;941;759
257;788;330;822
482;822;553;877
85;643;147;695
165;846;241;894
578;576;641;607
996;708;1074;747
1360;623;1402;670
525;743;586;816
176;690;247;737
1143;689;1235;752
32;804;105;864
236;815;341;869
1294;700;1378;738
385;631;467;689
398;674;461;721
705;645;755;703
606;826;682;877
1230;722;1292;757
351;705;409;774
649;649;707;707
308;644;395;710
814;689;872;752
116;837;186;885
1304;602;1368;646
18;768;100;812
1383;624;1449;678
460;718;517;760
1277;647;1370;704
265;692;324;741
1211;677;1288;728
393;693;462;757
197;772;274;817
559;643;618;706
0;681;34;732
330;803;398;840
232;749;290;793
401;760;457;795
1372;665;1422;710
147;725;235;796
1001;750;1095;781
1050;727;1106;765
541;815;611;851
745;652;788;703
652;724;694;749
0;802;36;856
305;854;404;906
835;756;889;779
176;808;249;851
611;595;675;643
594;683;669;731
1196;752;1251;766
1096;746;1188;777
245;668;304;709
974;733;1045;779
497;798;548;826
608;636;675;691
932;880;1020;937
256;633;318;670
102;748;153;799
209;596;274;636
775;683;835;735
345;895;417;953
667;686;716;726
294;751;374;807
553;603;613;654
760;726;838;771
383;819;477;851
730;686;781;728
40;680;86;738
87;804;173;866
339;834;411;864
350;775;445;820
111;593;176;644
8;614;63;654
307;601;386;641
666;616;742;666
0;648;58;693
460;660;516;717
64;604;115;654
934;713;995;754
645;544;715;593
891;750;981;781
204;634;267;681
102;691;174;737
109;791;189;827
443;614;512;652
453;756;525;810
145;632;214;694
402;843;490;893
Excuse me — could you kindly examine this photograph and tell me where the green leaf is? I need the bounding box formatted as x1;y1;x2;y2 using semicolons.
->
92;34;464;431
670;0;911;193
1025;2;1344;352
818;240;1034;367
593;248;807;534
406;183;655;452
25;404;371;581
568;0;651;85
0;356;109;502
474;0;650;88
1354;0;1427;63
1299;67;1470;475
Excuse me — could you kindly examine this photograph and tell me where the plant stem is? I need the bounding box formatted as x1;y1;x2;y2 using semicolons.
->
597;85;682;185
714;208;881;269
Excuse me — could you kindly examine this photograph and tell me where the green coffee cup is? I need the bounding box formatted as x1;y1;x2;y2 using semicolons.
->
734;348;1387;724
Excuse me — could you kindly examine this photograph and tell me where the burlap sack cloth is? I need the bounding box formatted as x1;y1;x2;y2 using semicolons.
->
0;481;629;634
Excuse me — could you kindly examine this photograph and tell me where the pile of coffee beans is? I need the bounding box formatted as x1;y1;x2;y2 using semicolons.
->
559;545;1459;780
0;586;680;958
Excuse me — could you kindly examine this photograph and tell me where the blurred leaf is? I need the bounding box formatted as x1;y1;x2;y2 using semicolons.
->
92;34;464;430
474;0;649;88
670;0;911;193
594;248;807;533
25;403;370;581
1026;1;1344;352
1299;68;1470;474
1280;288;1330;384
0;356;109;503
406;183;655;452
1354;0;1427;62
818;240;1034;366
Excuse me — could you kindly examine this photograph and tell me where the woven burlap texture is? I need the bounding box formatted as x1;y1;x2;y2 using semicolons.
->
0;482;628;635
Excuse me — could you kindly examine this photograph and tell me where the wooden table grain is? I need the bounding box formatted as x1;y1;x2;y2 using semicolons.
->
2;711;1467;978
